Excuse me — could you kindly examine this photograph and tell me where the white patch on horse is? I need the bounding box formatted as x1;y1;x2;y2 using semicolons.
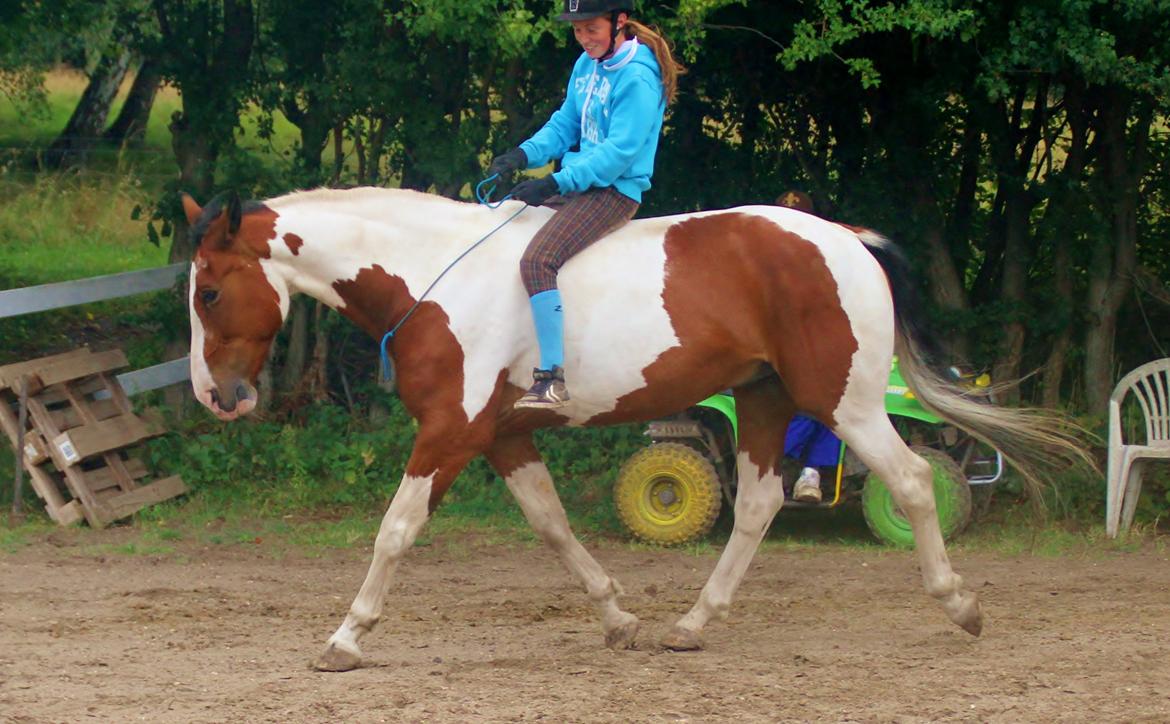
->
258;258;291;320
187;261;216;411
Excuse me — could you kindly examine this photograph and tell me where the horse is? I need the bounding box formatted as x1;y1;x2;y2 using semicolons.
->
182;186;1086;672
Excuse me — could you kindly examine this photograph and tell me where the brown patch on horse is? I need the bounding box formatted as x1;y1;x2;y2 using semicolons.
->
191;253;283;385
330;267;472;497
590;212;857;429
283;232;304;255
190;200;278;257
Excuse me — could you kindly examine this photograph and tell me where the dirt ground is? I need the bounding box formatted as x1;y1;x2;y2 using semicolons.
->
1;530;1168;723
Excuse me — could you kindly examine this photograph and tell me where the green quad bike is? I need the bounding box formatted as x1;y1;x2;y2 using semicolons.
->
613;360;1004;547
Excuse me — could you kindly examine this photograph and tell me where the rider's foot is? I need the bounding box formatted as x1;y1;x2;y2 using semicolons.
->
792;467;822;503
514;366;570;409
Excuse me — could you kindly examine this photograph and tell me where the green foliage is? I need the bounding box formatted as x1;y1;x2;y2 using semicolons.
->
137;397;646;536
782;0;977;88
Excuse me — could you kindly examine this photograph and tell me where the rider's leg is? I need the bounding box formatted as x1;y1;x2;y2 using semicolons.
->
515;187;638;409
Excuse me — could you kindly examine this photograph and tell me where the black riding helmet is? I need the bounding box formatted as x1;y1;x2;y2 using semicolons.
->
557;0;632;21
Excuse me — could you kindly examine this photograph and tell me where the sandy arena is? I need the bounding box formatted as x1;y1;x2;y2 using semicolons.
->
1;529;1168;722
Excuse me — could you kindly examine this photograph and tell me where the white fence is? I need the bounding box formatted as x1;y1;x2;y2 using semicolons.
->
0;263;191;395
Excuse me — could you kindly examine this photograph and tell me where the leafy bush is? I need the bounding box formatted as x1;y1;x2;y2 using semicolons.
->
141;395;648;535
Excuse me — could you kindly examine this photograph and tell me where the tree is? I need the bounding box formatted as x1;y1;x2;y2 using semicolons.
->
149;0;256;263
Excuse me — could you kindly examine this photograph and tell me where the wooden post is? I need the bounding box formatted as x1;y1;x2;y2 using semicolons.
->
11;376;27;520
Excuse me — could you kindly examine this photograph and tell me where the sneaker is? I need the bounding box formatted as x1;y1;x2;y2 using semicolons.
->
514;366;570;409
792;467;822;503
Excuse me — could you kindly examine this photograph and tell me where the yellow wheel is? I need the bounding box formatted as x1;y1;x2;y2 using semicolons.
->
614;443;722;546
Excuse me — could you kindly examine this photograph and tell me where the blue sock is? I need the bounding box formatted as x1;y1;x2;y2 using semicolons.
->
529;289;564;371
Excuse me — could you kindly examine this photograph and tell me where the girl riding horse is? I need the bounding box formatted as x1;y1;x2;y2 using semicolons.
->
487;0;684;409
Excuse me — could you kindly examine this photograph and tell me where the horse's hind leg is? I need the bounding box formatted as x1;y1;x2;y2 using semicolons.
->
485;433;639;649
834;411;983;636
662;376;793;651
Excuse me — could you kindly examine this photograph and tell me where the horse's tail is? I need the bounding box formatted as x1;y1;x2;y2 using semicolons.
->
858;231;1096;498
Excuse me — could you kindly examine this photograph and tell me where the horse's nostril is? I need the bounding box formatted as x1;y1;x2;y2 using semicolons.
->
235;382;252;402
211;388;221;406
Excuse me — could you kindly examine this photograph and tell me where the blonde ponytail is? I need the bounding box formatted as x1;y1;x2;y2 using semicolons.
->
623;19;686;105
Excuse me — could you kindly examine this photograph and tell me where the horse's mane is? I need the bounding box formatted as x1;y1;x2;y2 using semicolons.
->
267;186;464;210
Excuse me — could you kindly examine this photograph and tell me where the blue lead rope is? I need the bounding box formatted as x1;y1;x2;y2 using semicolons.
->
476;173;512;208
379;174;525;382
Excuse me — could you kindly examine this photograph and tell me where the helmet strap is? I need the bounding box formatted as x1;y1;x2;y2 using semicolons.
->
602;10;626;60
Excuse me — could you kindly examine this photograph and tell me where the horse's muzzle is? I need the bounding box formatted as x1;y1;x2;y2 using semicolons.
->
208;381;258;420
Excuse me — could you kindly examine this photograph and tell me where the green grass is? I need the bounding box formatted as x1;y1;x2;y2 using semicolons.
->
1;488;1163;561
0;173;168;285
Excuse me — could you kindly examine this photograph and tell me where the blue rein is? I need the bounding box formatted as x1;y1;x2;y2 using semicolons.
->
379;174;526;382
475;173;512;208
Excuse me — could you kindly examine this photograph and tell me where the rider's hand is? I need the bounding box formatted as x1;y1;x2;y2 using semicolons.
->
487;147;527;179
509;176;559;206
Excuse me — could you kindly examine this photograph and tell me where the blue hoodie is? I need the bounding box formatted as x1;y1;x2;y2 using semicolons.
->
519;39;665;203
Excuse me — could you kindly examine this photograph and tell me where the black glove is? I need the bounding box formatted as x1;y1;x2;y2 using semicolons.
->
487;147;527;179
509;176;559;206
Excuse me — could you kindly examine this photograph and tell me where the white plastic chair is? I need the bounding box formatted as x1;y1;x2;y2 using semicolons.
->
1106;358;1170;537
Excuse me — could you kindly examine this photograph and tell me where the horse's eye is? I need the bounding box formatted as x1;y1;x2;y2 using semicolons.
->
200;289;220;306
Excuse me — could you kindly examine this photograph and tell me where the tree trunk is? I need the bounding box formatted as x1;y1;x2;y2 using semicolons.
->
304;302;329;401
1041;235;1075;408
914;179;971;362
46;47;132;166
991;194;1035;402
1039;83;1091;408
279;297;312;392
166;109;219;264
282;90;332;186
1083;92;1149;413
988;82;1046;399
103;58;160;148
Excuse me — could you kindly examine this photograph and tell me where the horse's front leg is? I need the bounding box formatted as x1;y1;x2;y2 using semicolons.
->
314;432;477;672
485;433;639;650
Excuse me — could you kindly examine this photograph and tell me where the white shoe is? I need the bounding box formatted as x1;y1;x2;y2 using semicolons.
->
792;467;822;503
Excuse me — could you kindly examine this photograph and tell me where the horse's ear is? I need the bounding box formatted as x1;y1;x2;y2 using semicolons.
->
180;192;203;226
226;191;242;234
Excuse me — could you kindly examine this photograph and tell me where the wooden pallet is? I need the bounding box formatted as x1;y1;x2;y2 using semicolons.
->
0;348;186;527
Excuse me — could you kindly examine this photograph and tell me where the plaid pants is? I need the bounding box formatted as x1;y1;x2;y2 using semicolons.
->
520;187;640;295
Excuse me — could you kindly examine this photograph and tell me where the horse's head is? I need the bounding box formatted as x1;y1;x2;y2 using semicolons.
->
182;192;286;420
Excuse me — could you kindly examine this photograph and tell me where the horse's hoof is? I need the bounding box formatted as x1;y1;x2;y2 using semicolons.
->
313;642;362;672
604;616;639;650
661;625;705;651
950;592;983;637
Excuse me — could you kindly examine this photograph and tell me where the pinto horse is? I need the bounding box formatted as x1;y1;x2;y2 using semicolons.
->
182;187;1084;671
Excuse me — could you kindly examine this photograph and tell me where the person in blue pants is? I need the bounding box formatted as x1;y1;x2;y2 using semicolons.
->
785;415;841;503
